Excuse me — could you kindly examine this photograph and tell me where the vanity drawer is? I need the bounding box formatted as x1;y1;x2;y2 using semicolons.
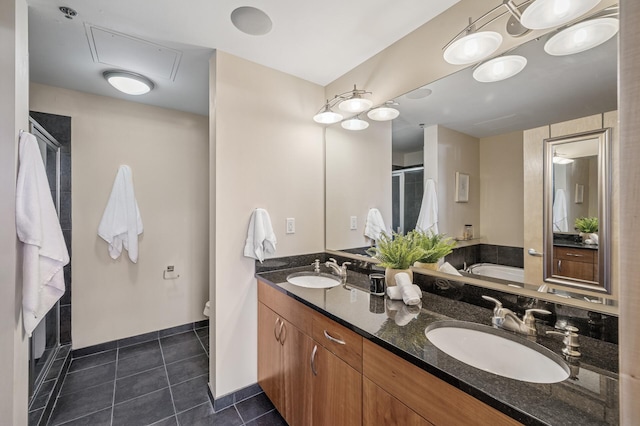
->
554;247;595;263
312;313;363;372
258;279;313;335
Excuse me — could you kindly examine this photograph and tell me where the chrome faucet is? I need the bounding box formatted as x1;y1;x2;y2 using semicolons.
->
325;258;351;282
546;326;581;357
482;296;551;337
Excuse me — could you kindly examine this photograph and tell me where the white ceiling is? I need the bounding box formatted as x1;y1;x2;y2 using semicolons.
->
27;0;460;116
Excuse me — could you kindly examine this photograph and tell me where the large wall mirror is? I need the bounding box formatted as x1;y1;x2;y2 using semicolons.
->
325;2;619;311
543;129;611;293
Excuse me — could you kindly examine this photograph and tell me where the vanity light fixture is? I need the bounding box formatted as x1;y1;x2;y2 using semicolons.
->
544;17;618;56
473;55;527;82
103;70;154;95
520;0;601;30
341;115;369;131
443;31;503;65
314;85;400;130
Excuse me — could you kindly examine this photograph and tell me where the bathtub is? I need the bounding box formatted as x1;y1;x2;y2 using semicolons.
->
465;263;524;284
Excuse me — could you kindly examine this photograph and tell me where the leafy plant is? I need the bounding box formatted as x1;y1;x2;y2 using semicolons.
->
408;230;456;263
574;217;598;233
366;232;425;269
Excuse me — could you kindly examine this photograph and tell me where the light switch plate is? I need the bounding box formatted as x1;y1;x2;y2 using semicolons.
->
286;218;295;234
350;216;357;230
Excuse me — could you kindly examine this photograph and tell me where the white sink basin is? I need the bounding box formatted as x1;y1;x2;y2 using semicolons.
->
286;272;341;289
425;320;570;383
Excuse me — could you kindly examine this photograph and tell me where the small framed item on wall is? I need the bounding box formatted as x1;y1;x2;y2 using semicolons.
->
455;172;469;203
575;183;584;204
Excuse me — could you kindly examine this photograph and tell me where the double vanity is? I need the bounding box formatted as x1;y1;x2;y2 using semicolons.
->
256;259;618;425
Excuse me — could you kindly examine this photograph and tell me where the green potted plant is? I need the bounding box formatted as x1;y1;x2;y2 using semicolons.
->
408;230;457;270
575;216;598;244
367;232;424;285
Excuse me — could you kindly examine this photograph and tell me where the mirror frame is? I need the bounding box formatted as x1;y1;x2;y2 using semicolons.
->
543;128;612;293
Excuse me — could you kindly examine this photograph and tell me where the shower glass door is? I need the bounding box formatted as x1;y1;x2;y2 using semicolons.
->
28;118;62;399
392;167;424;235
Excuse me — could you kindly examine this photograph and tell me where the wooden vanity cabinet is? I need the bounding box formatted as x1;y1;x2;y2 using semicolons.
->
258;280;362;426
553;246;597;281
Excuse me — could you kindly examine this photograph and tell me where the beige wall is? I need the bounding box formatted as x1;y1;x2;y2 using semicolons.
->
0;0;29;423
523;112;618;300
392;150;423;168
479;131;524;247
326;122;391;249
210;51;325;397
619;1;640;421
30;83;210;349
429;126;480;240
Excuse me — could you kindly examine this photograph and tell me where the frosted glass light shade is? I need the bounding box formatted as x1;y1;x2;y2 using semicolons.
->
520;0;601;30
341;117;369;131
553;156;574;164
104;71;154;95
443;31;503;65
544;17;618;56
313;109;343;124
473;55;528;83
367;106;400;121
339;97;373;113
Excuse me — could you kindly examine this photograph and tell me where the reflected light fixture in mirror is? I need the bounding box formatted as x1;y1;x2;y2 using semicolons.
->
341;115;369;131
367;102;400;121
544;17;619;56
313;103;343;124
473;55;527;82
103;70;154;95
443;31;503;65
552;155;574;164
520;0;601;30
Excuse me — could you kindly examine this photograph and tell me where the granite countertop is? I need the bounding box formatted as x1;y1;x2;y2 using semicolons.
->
256;266;619;426
553;241;599;250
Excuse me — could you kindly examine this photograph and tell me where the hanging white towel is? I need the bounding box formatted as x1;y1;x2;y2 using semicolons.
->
16;132;70;337
553;189;568;232
243;208;277;263
98;165;143;263
364;208;388;241
415;178;438;234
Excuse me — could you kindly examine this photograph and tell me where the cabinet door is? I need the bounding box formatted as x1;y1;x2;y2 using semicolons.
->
363;377;433;426
553;258;594;281
311;343;362;426
282;320;313;426
258;303;285;415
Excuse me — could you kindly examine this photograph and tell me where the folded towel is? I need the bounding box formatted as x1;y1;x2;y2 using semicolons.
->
98;165;143;263
415;179;438;234
16;132;70;337
243;208;277;263
394;272;412;287
386;299;421;326
392;272;421;305
364;208;388;241
439;262;462;276
386;284;422;301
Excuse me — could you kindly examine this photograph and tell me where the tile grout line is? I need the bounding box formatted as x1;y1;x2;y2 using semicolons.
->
194;329;209;357
109;344;120;426
158;337;179;425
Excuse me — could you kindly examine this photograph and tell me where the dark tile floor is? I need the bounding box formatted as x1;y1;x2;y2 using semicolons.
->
46;326;286;426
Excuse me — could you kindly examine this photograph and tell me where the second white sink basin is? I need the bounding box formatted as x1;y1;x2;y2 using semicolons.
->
425;320;570;383
286;272;341;289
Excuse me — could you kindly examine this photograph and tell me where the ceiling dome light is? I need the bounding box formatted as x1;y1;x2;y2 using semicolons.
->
520;0;601;30
313;106;343;124
544;17;618;56
103;70;154;95
367;106;400;121
339;96;373;113
473;55;528;83
443;31;503;65
341;116;369;131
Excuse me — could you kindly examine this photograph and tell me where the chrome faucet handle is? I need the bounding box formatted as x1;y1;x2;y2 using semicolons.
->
482;296;504;327
341;261;351;269
327;258;337;264
546;326;581;357
311;259;320;273
523;308;551;328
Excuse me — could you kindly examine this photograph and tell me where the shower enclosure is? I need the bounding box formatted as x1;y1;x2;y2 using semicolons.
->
28;117;62;400
392;166;424;235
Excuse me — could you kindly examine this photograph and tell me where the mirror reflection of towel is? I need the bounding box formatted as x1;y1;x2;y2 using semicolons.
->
553;189;568;232
364;208;388;241
416;179;438;234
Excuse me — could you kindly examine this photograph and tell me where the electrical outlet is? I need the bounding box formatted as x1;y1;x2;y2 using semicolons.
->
350;216;357;230
286;218;295;234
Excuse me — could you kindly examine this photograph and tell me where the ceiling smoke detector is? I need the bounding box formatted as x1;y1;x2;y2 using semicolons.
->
59;6;77;20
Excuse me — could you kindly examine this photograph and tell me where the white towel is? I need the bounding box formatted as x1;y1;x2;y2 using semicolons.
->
98;165;144;263
243;208;277;263
415;179;438;234
386;284;422;300
553;189;568;232
364;208;388;241
16;132;70;337
439;262;462;276
386;299;421;326
394;272;421;305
